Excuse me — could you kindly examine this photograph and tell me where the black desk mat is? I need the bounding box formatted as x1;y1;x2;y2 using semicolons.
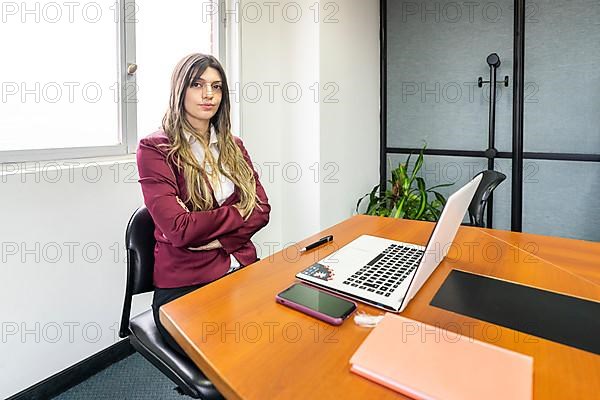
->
430;269;600;355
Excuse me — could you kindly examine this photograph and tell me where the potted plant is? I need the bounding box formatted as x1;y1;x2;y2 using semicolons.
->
356;146;454;221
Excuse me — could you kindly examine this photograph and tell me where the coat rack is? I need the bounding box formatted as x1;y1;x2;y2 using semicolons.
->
478;53;509;228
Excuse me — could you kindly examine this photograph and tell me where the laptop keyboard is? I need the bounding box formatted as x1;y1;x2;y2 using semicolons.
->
342;244;424;298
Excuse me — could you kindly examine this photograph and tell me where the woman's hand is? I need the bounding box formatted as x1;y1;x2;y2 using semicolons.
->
188;239;223;251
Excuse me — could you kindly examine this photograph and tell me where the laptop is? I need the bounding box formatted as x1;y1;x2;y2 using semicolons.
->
296;174;483;313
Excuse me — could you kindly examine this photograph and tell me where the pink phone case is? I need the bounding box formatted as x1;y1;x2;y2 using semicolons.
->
275;283;357;325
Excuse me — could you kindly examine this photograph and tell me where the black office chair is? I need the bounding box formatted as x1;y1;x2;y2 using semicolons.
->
119;206;223;399
467;170;507;227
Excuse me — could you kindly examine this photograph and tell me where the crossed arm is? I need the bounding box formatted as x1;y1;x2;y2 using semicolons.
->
136;136;270;253
173;197;238;251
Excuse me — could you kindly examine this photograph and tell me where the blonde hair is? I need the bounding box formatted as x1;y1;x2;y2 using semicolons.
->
160;53;259;218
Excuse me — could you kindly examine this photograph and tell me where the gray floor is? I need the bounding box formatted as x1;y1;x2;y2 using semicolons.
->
53;353;186;400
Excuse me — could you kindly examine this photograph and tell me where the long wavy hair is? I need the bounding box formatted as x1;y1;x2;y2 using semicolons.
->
160;53;258;218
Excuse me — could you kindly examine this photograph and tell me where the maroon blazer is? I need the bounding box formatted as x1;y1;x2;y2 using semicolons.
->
136;130;271;288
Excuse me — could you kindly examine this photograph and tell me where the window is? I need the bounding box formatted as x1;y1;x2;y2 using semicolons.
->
136;0;217;139
0;0;237;163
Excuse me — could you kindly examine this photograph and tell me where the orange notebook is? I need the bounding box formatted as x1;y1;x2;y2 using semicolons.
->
350;314;533;400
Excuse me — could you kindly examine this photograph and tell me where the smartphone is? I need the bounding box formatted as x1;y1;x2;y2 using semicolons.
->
275;283;357;325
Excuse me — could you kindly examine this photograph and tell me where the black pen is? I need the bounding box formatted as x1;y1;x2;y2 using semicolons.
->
299;235;334;252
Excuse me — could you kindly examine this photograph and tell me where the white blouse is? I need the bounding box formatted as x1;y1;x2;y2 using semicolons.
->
184;126;241;272
184;125;235;205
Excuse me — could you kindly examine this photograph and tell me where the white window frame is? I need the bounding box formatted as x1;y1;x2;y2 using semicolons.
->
0;0;239;163
221;0;243;137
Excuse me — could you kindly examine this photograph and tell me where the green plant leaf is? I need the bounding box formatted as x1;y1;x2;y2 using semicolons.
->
410;151;424;182
406;144;426;195
427;203;441;220
394;196;407;218
355;193;369;214
404;151;414;174
432;190;447;206
398;164;409;194
414;177;428;219
356;142;454;222
426;182;455;191
367;195;390;216
355;184;380;213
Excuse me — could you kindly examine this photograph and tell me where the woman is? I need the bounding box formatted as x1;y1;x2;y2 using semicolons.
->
136;53;271;355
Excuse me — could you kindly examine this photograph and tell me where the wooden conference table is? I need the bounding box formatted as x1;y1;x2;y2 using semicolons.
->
161;215;600;399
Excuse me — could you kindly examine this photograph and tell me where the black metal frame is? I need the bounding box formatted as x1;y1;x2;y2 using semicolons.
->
380;0;600;232
386;148;600;163
379;0;387;195
511;0;526;231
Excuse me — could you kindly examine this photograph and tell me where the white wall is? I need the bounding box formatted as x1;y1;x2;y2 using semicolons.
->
0;158;149;398
241;0;380;250
0;0;380;396
239;0;321;252
319;0;381;229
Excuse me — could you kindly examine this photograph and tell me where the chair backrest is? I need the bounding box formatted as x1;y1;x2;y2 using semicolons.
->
126;206;156;294
119;205;156;337
468;170;507;227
